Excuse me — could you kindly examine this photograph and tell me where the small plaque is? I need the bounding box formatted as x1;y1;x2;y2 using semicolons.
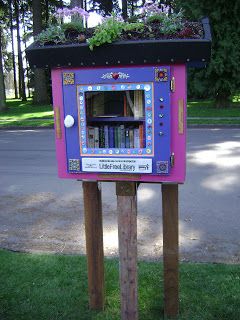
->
82;158;152;174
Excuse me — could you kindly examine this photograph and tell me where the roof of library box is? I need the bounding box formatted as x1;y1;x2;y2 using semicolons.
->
26;18;211;69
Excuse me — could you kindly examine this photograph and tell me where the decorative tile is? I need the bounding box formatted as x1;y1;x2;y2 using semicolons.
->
63;72;75;85
155;68;168;82
68;159;80;171
156;161;168;174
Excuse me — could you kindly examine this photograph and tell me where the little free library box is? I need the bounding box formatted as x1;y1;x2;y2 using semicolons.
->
26;18;211;183
26;16;212;318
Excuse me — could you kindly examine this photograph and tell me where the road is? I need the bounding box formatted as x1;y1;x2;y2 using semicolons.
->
0;128;240;263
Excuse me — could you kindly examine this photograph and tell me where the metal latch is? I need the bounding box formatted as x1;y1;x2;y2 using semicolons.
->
170;76;175;92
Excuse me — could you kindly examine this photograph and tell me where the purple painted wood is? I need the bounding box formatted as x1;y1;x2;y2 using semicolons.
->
52;64;186;183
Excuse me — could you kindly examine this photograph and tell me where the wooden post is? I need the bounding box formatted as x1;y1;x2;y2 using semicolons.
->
116;181;138;320
162;184;179;319
82;181;104;310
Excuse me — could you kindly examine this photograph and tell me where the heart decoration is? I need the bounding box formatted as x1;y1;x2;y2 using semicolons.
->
112;72;119;80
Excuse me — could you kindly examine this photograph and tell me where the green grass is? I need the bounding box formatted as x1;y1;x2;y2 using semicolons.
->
187;100;240;118
0;99;54;127
1;98;240;128
0;250;240;320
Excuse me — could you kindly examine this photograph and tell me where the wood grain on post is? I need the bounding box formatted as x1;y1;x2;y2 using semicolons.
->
162;184;179;318
116;181;138;320
82;181;104;310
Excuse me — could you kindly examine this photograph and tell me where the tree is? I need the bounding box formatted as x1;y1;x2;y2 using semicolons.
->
122;0;127;20
0;0;7;110
177;0;240;107
0;27;7;110
14;0;26;101
32;0;48;104
8;0;18;98
71;0;83;7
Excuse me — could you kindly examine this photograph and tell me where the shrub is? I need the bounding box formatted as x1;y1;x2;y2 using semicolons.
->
36;26;66;45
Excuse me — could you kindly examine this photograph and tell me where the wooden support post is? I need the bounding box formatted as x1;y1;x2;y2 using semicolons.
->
162;184;179;319
82;181;104;310
116;181;138;320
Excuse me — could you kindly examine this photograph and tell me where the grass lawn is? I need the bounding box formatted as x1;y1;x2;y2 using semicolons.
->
0;99;54;127
0;98;240;128
187;100;240;118
0;249;240;320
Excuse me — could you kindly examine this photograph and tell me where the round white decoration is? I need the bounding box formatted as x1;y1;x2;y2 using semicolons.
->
64;115;75;128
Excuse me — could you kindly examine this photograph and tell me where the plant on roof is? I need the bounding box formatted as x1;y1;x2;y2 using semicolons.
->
36;25;66;45
35;3;203;49
88;13;124;50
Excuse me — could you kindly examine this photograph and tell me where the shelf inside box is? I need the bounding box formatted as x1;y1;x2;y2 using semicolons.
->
87;117;145;122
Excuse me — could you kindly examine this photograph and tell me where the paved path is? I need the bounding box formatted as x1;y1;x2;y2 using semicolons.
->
0;129;239;263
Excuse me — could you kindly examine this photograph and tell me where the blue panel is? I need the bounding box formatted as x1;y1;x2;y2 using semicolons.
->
62;66;171;175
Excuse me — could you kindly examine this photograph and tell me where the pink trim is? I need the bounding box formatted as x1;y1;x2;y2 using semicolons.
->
52;69;67;178
52;65;186;183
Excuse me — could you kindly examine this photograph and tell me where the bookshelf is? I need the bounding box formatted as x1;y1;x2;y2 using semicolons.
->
78;82;153;156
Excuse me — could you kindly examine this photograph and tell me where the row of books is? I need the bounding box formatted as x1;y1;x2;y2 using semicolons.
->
87;124;145;149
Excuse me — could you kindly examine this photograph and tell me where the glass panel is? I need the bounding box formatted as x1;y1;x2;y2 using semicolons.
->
85;90;145;118
85;90;146;149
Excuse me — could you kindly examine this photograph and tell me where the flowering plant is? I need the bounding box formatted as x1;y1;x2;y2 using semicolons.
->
141;1;171;17
54;7;90;20
35;5;203;49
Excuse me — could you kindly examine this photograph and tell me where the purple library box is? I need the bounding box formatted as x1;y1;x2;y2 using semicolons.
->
52;64;187;183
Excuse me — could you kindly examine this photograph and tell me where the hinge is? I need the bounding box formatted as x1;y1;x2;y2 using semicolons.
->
170;153;175;168
170;76;175;92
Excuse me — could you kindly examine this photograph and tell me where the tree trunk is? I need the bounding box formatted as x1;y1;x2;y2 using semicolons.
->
45;0;49;26
0;27;7;111
22;24;31;98
70;0;83;24
70;0;83;8
214;92;231;108
131;0;134;16
32;0;48;104
122;0;128;20
8;0;18;99
14;0;26;101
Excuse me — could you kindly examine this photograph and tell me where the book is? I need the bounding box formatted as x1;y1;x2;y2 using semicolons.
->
123;95;127;117
120;125;125;148
125;128;130;148
109;126;114;148
133;91;144;119
99;126;105;148
92;93;105;116
129;128;134;148
94;127;99;148
139;124;144;148
126;91;134;116
87;126;95;148
115;126;121;148
114;127;118;148
104;125;109;148
138;91;144;118
134;128;140;148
